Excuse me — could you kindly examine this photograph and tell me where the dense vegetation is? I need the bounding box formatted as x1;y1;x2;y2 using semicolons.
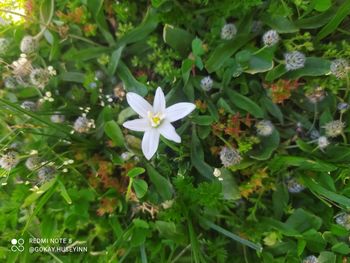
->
1;0;350;262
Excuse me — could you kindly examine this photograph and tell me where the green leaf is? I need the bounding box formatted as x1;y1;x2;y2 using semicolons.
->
117;61;148;96
314;0;331;12
219;169;240;200
60;72;85;83
332;242;350;255
272;184;289;220
145;163;173;200
104;120;124;147
22;178;57;208
206;34;253;73
226;89;264;118
261;15;298;33
250;129;280;160
200;217;262;252
181;59;193;85
191;127;213;179
303;176;350;208
318;252;336;263
192;37;204;56
295;8;335;29
163;24;194;57
107;46;124;76
317;0;350;40
245;48;274;74
286;208;322;232
58;180;72;205
269;156;337;172
133;179;148;199
303;229;326;252
284;57;331;79
127;167;145;178
260;97;284;124
118;9;158;47
265;64;287;82
63;47;111;61
191;115;214;126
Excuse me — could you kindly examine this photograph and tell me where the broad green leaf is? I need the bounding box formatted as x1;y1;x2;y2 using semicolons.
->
107;46;124;76
191;115;214;126
303;176;350;208
219;169;240;200
133;179;148;199
295;8;335;29
269;156;337;172
314;0;331;12
191;127;213;179
285;57;331;79
117;61;148;96
206;34;253;73
265;64;287;82
181;59;193;85
145;163;173;200
245;48;274;74
317;0;350;40
261;15;298;33
331;242;350;255
60;72;85;83
259;97;284;124
250;129;280;160
226;89;264;118
22;178;57;208
58;180;72;205
104;120;124;147
318;252;336;263
127;167;145;178
118;9;158;47
163;24;194;57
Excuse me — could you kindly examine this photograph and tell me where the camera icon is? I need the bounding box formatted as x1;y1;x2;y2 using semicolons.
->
11;238;24;252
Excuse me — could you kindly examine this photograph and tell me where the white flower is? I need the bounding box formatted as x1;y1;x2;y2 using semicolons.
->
284;51;306;71
123;87;196;160
303;255;318;263
221;23;237;40
262;30;279;46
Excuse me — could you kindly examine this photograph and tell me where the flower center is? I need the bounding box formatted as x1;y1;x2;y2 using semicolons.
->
148;111;164;127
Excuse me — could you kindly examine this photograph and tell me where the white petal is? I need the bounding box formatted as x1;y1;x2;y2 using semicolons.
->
123;118;150;132
126;92;152;118
142;129;160;160
158;122;181;143
165;102;196;122
153;87;166;113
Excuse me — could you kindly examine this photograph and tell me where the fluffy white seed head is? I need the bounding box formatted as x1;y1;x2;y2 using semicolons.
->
330;59;348;79
335;213;350;230
323;120;345;138
302;255;318;263
317;136;329;149
256;120;274;136
262;30;280;46
73;116;95;133
25;156;40;171
284;51;306;71
20;35;38;54
0;151;19;170
200;76;213;91
0;38;10;55
221;23;237;40
286;177;305;193
219;146;242;167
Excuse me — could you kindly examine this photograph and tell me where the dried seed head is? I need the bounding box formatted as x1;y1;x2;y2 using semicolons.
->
20;35;38;54
73;116;95;133
221;23;237;40
317;136;329;149
262;30;279;46
0;38;10;55
25;156;40;171
50;113;65;123
302;255;318;263
0;151;19;170
30;68;51;89
200;76;213;91
286;177;305;193
284;51;306;71
219;146;242;167
330;59;348;79
335;213;350;230
256;120;274;136
21;101;37;111
323;120;345;138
